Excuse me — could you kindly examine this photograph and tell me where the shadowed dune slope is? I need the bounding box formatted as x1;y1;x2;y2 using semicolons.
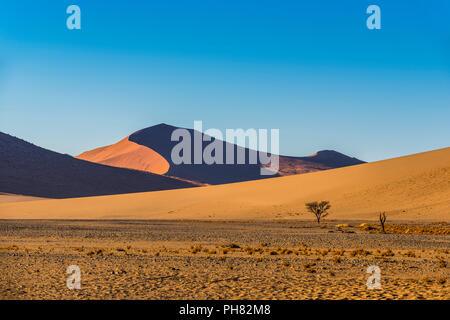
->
0;132;196;198
1;147;449;221
77;123;365;184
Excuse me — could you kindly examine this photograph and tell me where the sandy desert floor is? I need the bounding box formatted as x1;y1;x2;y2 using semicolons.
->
0;220;448;300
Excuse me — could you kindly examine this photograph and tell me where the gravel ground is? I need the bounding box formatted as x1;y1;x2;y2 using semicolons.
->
0;220;448;300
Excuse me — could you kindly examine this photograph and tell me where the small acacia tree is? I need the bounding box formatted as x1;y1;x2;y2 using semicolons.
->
305;201;331;224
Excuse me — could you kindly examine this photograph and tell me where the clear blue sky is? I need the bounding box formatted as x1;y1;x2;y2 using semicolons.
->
0;0;449;161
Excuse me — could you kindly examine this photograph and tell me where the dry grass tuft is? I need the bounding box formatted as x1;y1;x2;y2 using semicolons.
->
438;259;447;268
190;245;202;254
282;261;290;267
350;248;371;257
302;262;316;271
379;249;395;257
0;245;19;251
437;277;447;285
86;248;104;256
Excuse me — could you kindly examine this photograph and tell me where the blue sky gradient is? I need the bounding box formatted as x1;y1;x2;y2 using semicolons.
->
0;0;449;161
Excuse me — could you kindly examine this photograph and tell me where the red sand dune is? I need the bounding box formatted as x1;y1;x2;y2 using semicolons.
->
77;137;170;175
77;123;365;184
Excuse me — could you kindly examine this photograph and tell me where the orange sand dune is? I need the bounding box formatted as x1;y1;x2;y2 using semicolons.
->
1;148;449;221
0;193;43;203
76;137;169;175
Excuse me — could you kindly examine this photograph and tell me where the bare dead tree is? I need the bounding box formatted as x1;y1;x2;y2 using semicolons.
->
305;201;331;224
379;212;387;233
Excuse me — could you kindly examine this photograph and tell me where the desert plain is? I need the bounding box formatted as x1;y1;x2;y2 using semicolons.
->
0;219;448;300
0;147;449;300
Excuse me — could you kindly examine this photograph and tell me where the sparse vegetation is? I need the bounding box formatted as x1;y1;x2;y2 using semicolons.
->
423;276;433;283
350;248;371;257
0;245;19;251
190;245;202;254
86;248;104;256
404;250;416;257
282;261;290;267
302;262;316;270
360;223;450;235
379;249;395;257
305;201;331;224
2;220;448;299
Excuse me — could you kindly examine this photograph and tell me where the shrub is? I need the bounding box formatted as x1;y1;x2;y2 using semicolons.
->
404;250;416;257
380;249;395;257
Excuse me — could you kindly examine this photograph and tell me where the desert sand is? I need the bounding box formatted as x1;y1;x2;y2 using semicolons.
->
0;220;448;300
1;147;449;221
76;136;170;175
0;193;42;203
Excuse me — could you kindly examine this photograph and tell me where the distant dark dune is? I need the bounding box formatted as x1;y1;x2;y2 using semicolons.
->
127;123;365;184
0;132;196;198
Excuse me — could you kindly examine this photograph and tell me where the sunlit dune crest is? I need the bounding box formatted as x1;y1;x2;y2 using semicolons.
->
76;137;170;175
